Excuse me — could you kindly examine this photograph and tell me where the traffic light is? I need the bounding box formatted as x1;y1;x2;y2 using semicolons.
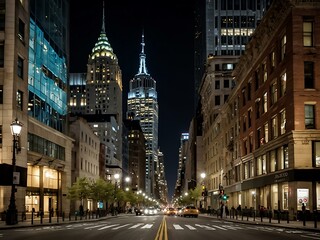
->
222;194;228;201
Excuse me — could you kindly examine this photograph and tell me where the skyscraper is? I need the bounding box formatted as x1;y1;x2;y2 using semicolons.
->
127;33;159;196
70;3;123;180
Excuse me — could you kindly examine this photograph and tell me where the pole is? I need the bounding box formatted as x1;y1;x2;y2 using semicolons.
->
6;136;18;225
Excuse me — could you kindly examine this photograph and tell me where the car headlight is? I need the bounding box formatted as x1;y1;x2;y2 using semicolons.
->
144;209;148;214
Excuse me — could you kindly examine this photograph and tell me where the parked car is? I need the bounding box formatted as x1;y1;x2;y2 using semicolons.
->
182;206;199;218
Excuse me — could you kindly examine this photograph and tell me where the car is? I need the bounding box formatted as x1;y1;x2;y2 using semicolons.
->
165;207;176;216
144;206;158;215
182;206;199;218
134;207;144;216
176;207;183;216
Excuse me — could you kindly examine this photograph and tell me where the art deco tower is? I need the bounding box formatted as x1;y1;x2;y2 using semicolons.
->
127;33;159;196
83;3;123;179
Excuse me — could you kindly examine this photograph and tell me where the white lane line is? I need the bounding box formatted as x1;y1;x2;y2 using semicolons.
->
212;225;227;230
300;235;320;240
129;223;144;229
97;224;119;230
195;224;216;230
84;224;108;229
141;224;153;229
112;224;131;230
185;225;197;230
173;224;184;230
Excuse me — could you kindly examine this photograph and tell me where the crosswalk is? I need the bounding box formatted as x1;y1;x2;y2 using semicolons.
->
10;222;320;239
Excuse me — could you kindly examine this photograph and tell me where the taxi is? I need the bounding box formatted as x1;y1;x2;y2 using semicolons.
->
182;205;199;218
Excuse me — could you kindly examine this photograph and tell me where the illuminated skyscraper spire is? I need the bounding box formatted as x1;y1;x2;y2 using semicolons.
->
101;1;105;33
137;31;149;75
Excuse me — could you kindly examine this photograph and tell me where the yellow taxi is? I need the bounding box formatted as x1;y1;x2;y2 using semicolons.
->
165;207;176;216
182;206;199;218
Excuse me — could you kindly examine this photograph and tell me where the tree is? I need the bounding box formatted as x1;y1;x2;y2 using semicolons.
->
67;177;91;203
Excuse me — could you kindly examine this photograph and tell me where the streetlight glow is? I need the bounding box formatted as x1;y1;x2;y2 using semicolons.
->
6;118;23;225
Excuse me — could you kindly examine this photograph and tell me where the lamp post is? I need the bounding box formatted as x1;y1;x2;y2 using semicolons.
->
6;118;23;225
113;173;120;215
125;176;131;192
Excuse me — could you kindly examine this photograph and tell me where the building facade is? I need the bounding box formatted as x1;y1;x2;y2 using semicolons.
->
0;0;73;218
202;0;320;216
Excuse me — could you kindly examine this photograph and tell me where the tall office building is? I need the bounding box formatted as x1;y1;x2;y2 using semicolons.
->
194;0;272;109
127;33;159;196
0;0;72;218
71;4;123;181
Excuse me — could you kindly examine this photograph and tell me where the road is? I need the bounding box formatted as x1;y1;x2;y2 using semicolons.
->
1;214;320;240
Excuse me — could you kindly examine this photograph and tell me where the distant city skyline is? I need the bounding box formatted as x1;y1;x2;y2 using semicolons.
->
70;0;195;199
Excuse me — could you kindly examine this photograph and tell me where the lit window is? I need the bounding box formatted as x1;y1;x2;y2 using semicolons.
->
305;104;315;129
303;20;313;47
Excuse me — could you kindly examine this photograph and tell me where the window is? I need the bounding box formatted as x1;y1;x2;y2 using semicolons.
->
270;51;275;69
263;62;267;82
303;19;313;47
18;18;25;41
215;95;220;106
313;141;320;167
272;115;278;139
247;82;251;101
0;125;2;148
264;122;269;143
0;0;5;31
243;115;247;131
270;150;276;172
224;79;229;88
305;104;315;129
263;92;267;113
16;90;23;111
215;80;220;89
270;81;277;105
255;99;261;119
248;109;252;128
304;61;314;89
280;72;286;97
280;109;286;135
281;35;286;61
17;56;24;79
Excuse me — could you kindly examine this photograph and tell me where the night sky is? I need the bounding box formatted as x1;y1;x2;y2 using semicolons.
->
70;0;195;200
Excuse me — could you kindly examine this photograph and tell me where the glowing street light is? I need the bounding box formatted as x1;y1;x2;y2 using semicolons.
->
6;119;23;225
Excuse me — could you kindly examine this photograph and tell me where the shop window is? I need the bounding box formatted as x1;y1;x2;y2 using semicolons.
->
282;185;289;210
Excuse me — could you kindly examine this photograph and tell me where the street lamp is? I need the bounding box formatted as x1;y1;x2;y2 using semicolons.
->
6;118;23;225
125;176;131;191
113;173;120;215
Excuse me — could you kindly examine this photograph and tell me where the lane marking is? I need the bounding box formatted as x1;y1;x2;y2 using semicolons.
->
211;225;227;230
129;223;144;229
97;224;119;230
142;224;153;229
195;224;216;230
112;224;131;230
84;224;107;229
173;224;183;230
185;225;197;230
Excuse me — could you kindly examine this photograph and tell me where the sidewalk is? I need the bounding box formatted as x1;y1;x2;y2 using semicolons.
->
0;213;118;230
200;213;320;232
